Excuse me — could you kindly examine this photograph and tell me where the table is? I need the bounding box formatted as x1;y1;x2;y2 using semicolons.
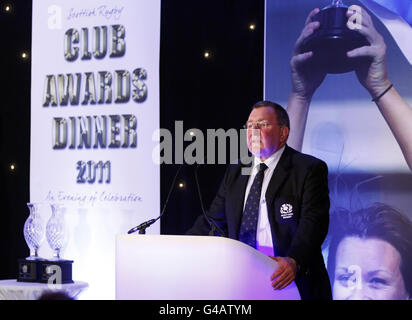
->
0;279;88;300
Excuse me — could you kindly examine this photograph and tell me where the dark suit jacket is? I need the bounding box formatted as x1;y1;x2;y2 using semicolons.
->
187;145;332;300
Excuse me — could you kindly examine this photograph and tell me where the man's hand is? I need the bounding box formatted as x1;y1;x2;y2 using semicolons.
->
346;6;391;98
290;8;327;102
269;256;297;290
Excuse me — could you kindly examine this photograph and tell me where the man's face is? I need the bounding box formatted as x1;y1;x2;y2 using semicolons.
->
246;106;288;161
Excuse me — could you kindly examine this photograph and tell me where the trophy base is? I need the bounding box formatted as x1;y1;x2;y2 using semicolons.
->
17;258;44;282
18;258;74;284
39;259;74;284
301;6;370;74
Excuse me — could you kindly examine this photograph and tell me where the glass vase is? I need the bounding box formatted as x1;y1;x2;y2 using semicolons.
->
46;204;68;260
23;203;44;260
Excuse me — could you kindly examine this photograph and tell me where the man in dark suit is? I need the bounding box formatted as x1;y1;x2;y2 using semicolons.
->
187;100;332;300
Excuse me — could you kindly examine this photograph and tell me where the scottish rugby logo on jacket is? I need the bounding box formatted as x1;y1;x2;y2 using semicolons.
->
274;197;297;224
280;203;293;219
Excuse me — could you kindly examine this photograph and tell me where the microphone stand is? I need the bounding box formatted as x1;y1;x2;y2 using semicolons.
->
128;164;184;235
128;163;226;237
194;164;226;237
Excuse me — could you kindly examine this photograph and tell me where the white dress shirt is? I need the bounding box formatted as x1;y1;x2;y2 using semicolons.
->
243;146;285;257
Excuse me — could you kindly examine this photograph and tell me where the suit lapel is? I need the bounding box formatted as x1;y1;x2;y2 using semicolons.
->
265;145;292;210
265;146;293;254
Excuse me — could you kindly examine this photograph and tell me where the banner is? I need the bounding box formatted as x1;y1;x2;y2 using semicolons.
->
30;0;161;299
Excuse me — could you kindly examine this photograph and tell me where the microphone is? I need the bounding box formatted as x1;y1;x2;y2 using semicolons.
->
127;164;184;234
127;219;157;235
194;164;226;237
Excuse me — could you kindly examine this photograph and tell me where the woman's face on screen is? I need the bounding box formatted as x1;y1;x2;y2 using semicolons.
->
332;236;409;300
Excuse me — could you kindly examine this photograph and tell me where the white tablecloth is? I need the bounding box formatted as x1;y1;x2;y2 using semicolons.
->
0;279;88;300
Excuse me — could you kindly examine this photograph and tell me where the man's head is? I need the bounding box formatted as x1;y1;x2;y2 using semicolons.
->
246;100;290;161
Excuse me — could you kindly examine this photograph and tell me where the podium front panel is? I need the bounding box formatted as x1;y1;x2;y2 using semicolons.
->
115;234;300;300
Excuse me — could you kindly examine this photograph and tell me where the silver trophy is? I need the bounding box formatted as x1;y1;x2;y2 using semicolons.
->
19;203;45;282
43;203;74;283
23;203;44;260
46;203;69;260
19;203;74;283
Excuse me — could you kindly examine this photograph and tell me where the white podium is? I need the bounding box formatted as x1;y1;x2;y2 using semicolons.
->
115;235;300;300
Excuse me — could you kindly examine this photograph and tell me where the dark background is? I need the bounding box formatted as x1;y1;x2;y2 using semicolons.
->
0;0;264;279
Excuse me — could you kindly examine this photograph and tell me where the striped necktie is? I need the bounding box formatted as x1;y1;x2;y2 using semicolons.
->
238;163;268;248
